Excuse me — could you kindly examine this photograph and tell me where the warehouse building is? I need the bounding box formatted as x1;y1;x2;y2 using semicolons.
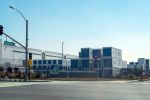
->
71;47;123;77
0;39;78;71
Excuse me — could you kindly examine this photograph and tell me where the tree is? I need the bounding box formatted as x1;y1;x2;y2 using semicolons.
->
14;67;19;73
0;67;4;72
7;67;12;73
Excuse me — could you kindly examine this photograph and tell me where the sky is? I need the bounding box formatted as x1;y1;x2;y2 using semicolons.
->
1;0;150;62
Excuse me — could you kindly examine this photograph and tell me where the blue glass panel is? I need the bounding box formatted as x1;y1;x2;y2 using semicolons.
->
103;48;112;56
43;60;47;64
81;49;90;58
103;59;112;67
53;60;57;64
38;60;42;64
93;49;101;58
82;60;89;68
33;60;37;65
48;60;51;64
58;60;62;64
71;60;79;68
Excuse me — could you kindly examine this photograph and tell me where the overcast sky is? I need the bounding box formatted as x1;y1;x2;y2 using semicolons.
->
1;0;150;62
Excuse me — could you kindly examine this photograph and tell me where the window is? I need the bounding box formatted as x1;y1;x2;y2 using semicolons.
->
81;49;90;58
43;60;47;64
38;60;42;64
33;60;37;65
82;60;90;68
53;60;57;64
103;48;112;56
71;60;79;68
48;60;51;64
93;49;101;58
103;59;112;68
58;60;62;64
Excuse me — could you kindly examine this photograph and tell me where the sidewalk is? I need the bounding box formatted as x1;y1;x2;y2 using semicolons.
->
0;81;50;88
0;78;49;82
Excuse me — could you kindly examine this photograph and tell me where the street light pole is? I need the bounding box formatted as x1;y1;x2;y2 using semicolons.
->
25;20;28;81
62;42;64;69
101;57;104;80
9;6;28;81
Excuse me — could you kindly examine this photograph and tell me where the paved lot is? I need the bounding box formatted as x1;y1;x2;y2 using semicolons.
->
0;81;150;100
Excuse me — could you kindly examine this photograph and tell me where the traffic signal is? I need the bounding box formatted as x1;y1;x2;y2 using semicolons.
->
0;25;3;35
29;53;32;60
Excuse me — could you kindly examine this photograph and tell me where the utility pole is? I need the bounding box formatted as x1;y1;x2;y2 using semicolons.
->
62;42;64;70
101;57;104;80
9;6;29;81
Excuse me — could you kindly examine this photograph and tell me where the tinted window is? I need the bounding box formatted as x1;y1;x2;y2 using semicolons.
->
58;60;62;64
103;59;112;67
93;49;101;58
43;60;47;64
81;49;89;58
53;60;57;64
82;60;89;68
38;60;42;64
71;60;79;68
103;48;112;56
33;60;37;65
48;60;51;64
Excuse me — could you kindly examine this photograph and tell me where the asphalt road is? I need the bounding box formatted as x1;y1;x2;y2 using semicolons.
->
0;81;150;100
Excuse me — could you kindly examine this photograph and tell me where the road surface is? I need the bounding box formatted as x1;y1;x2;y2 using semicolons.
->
0;81;150;100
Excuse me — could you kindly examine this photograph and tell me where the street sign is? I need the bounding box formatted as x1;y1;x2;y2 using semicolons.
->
4;41;15;46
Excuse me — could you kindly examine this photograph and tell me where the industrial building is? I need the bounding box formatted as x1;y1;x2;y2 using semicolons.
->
0;39;78;71
0;39;42;68
127;58;150;70
71;47;124;78
127;58;150;76
0;39;128;78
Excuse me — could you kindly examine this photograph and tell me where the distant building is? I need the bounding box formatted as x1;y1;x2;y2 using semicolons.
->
122;60;127;68
127;62;137;69
127;58;150;76
128;58;150;71
102;47;122;77
138;58;147;70
80;48;93;70
71;47;123;78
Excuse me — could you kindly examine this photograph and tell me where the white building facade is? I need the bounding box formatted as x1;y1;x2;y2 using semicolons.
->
0;39;78;69
0;39;42;68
